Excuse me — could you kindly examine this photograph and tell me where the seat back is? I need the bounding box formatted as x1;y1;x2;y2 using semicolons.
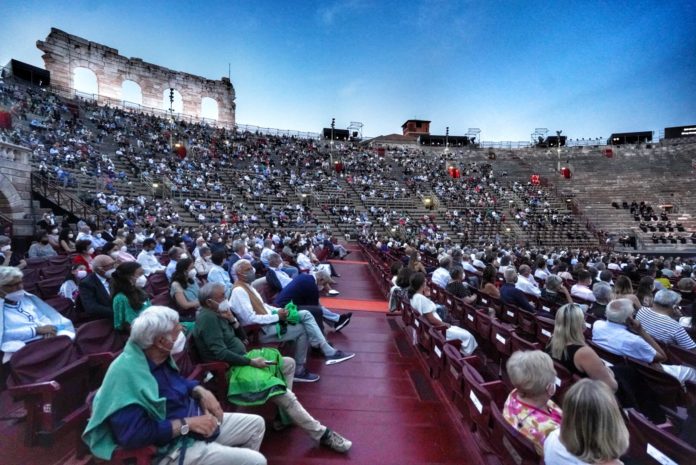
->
7;336;79;388
534;315;555;346
666;344;696;368
626;357;689;409
490;319;513;360
510;331;542;353
37;277;66;299
490;402;541;465
626;408;696;465
516;308;537;336
75;319;127;356
461;364;507;441
145;272;170;296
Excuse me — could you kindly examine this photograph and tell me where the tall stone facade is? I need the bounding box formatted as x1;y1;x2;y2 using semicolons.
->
37;28;235;127
0;142;33;236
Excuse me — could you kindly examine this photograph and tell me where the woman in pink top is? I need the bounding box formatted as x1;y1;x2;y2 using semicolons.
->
503;350;562;455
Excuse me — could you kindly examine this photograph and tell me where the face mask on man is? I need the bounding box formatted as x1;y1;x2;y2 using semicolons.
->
135;275;148;288
76;270;88;280
1;245;11;252
244;269;256;283
167;331;187;354
217;300;232;313
3;289;25;301
104;269;115;279
120;246;127;253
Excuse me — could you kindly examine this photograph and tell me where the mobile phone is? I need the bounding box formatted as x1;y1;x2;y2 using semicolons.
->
264;360;277;365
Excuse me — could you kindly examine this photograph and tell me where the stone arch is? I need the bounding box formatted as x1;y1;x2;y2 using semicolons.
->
72;66;98;99
121;79;143;107
162;88;183;114
200;97;219;121
0;173;25;219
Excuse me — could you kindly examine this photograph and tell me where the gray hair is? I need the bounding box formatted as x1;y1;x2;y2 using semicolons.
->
545;275;563;292
439;255;452;268
653;289;682;309
268;252;282;266
232;239;246;253
605;299;634;324
0;266;24;287
451;248;463;260
130;306;179;349
233;258;252;275
504;267;518;283
199;246;210;256
199;281;225;305
593;282;613;305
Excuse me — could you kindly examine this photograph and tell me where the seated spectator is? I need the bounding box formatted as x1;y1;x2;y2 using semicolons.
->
207;250;232;298
556;263;573;281
165;247;187;281
597;270;614;287
407;249;426;274
112;262;151;331
82;306;268;465
541;275;573;307
0;235;26;269
431;255;452;289
636;289;696;350
534;257;550;281
111;239;136;263
544;379;628;465
59;264;88;302
408;272;478;355
500;268;536;313
480;264;500;299
515;265;541;297
613;275;641;310
226;240;248;282
47;226;61;249
445;267;477;304
655;269;672;290
79;255;116;319
589;282;613;319
194;246;213;278
273;270;351;333
73;239;95;273
230;259;355;381
136;238;165;276
265;252;293;294
0;266;75;362
193;283;352;453
548;304;617;391
593;299;696;384
503;350;562;455
636;276;655;307
570;270;595;303
170;258;201;316
389;266;412;313
58;228;76;253
27;231;57;259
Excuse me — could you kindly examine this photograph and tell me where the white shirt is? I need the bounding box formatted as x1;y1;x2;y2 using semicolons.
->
260;247;275;266
516;274;541;297
137;250;165;276
534;268;550;280
271;267;293;288
431;267;451;289
462;262;479;274
296;253;313;270
570;283;596;302
165;260;178;281
230;286;280;326
543;430;590;465
410;293;440;320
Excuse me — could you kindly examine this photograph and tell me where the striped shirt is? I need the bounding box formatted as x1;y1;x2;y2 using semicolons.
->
636;307;696;350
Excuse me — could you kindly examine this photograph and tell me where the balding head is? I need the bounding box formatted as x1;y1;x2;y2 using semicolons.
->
519;264;531;276
92;255;115;277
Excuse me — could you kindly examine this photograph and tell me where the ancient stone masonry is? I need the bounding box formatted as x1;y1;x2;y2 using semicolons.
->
37;28;235;126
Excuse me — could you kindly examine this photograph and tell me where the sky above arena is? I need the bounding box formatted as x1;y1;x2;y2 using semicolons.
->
1;0;694;142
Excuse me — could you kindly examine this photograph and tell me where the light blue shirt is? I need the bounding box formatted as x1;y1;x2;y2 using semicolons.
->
207;264;232;297
591;320;656;363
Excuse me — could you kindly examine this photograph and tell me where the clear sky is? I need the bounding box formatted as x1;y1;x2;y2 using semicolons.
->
1;0;694;141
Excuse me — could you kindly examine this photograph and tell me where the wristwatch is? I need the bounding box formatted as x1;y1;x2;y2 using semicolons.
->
180;418;189;436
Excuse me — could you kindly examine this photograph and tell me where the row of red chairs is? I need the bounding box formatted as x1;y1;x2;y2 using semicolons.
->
361;243;696;465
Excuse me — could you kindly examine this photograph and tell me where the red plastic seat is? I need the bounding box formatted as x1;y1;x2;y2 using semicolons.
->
626;408;696;465
510;331;542;353
461;363;508;442
626;357;696;410
490;319;515;362
145;272;170;296
427;326;461;380
534;315;555;346
37;276;66;299
75;319;127;356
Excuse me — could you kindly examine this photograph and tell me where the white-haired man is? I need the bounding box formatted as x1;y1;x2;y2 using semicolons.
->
593;298;696;384
230;260;354;382
83;306;267;465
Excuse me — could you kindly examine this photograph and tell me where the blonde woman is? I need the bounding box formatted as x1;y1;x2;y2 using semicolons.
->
548;304;617;391
544;379;629;464
613;276;641;310
503;350;562;454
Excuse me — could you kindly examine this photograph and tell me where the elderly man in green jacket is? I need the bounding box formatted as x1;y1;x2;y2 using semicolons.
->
193;282;352;454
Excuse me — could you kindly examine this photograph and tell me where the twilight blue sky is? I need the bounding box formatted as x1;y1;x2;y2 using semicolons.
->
1;0;694;141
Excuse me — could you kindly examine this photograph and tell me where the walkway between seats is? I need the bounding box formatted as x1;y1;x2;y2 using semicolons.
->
259;245;483;465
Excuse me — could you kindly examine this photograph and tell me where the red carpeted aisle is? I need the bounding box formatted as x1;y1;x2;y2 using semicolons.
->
258;245;485;465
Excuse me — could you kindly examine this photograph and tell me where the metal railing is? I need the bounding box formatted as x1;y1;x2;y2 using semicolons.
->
30;172;103;227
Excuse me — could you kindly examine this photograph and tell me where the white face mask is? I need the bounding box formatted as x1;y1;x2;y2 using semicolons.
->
76;270;88;279
1;245;10;252
120;246;127;252
135;275;147;288
110;252;119;259
169;331;187;354
3;289;25;301
180;253;189;259
104;269;115;279
147;249;156;255
87;248;95;255
187;269;197;279
217;300;231;313
68;234;74;239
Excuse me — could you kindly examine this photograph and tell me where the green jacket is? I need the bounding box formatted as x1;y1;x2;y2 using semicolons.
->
193;308;250;366
112;292;151;331
82;340;187;460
